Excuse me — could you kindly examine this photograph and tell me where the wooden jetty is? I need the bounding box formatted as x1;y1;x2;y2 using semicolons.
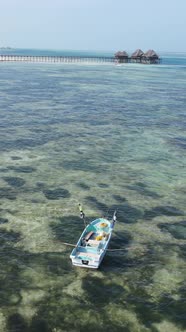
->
0;49;161;64
0;54;115;64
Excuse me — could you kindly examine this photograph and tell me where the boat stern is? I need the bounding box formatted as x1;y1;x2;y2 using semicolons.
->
70;249;102;269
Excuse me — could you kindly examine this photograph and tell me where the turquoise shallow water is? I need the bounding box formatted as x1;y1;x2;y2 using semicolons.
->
0;54;186;332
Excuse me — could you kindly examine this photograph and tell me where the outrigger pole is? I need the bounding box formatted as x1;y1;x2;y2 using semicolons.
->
79;204;87;228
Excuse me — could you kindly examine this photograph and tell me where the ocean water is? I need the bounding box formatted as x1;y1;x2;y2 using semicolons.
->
0;50;186;332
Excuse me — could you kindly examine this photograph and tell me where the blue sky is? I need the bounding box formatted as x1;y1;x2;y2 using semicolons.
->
0;0;186;52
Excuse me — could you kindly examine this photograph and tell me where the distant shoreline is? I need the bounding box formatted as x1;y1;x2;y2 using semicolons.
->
0;47;13;50
1;47;186;54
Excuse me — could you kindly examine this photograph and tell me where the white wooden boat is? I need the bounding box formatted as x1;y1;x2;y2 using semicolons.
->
70;214;116;269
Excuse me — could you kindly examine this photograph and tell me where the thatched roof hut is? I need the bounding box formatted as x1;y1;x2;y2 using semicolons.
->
143;49;159;58
115;51;128;58
142;50;160;63
115;51;129;63
114;49;160;64
131;49;144;58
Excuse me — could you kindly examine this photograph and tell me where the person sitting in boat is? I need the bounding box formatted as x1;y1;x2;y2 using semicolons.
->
81;238;86;246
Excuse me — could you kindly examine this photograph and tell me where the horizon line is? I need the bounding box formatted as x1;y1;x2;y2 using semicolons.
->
1;46;186;54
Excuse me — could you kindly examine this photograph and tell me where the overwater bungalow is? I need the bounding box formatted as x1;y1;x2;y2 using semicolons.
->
115;51;129;63
131;49;144;63
142;49;160;64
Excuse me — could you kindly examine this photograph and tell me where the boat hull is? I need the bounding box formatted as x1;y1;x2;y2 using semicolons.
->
70;217;114;269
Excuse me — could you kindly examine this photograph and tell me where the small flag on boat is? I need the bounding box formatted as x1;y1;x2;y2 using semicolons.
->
113;210;117;222
111;210;117;228
79;204;85;219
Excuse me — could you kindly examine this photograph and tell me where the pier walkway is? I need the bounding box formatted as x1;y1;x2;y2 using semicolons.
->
0;55;115;64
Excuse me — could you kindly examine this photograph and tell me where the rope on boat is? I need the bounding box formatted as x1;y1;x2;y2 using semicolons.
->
106;247;142;251
106;248;128;251
61;242;77;247
106;247;139;251
61;242;143;252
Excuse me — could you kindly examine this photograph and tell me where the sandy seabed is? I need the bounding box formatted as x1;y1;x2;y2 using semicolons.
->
0;62;185;332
